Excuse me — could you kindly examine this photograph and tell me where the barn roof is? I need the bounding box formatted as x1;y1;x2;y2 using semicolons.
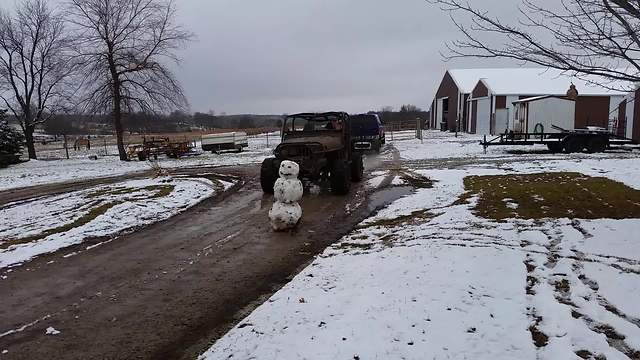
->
512;95;575;104
447;68;631;96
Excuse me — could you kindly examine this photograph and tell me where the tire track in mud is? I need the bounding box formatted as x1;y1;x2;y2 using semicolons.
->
537;221;640;359
520;225;550;352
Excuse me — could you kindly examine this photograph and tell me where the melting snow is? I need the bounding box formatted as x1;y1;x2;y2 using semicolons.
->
200;135;640;360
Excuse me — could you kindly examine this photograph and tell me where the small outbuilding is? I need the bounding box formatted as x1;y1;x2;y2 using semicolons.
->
614;88;640;141
512;96;575;134
430;68;630;135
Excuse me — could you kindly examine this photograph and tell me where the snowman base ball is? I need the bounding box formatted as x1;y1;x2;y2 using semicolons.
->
269;202;302;231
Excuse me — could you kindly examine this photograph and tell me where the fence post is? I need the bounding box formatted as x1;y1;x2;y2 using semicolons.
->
63;134;69;159
266;131;269;148
104;138;108;156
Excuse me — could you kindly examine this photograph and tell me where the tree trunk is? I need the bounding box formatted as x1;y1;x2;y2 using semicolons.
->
112;81;128;161
24;124;37;160
114;107;127;161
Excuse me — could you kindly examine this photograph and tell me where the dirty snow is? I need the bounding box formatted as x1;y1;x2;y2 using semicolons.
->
200;134;640;360
45;327;60;335
0;176;225;269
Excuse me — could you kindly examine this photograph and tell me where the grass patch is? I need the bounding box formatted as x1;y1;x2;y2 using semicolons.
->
458;172;640;220
357;209;436;229
86;185;174;199
143;185;174;199
399;171;434;189
86;186;131;198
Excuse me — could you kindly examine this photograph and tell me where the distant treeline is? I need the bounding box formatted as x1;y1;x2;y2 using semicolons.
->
377;105;429;127
30;105;428;135
40;112;285;135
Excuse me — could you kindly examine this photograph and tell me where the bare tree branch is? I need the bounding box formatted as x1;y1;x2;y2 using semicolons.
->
0;0;77;159
429;0;640;90
67;0;193;161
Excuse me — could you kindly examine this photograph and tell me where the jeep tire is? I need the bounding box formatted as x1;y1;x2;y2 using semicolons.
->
260;158;278;194
330;160;351;195
351;154;364;182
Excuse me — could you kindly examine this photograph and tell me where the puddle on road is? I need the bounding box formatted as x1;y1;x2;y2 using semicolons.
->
367;186;413;212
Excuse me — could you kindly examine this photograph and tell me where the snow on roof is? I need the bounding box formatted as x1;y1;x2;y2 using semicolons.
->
512;95;575;104
447;68;631;96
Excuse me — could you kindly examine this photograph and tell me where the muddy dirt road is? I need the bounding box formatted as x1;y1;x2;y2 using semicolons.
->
0;152;405;360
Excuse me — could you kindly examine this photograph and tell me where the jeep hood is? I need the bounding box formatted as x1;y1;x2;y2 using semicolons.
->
280;135;343;151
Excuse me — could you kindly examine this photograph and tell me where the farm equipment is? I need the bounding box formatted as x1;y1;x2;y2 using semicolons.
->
201;132;248;153
127;137;196;161
480;125;638;153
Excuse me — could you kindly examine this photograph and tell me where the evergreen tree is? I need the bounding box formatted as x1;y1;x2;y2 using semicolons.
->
0;110;24;158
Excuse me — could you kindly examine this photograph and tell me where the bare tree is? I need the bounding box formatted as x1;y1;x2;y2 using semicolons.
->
429;0;640;89
0;0;75;160
67;0;193;161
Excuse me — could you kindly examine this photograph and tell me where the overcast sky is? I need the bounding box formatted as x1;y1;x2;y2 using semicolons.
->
173;0;555;115
4;0;555;115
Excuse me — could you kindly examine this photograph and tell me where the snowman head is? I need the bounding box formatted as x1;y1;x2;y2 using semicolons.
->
279;160;300;179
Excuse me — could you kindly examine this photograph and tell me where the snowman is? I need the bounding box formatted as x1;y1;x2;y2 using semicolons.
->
269;160;304;231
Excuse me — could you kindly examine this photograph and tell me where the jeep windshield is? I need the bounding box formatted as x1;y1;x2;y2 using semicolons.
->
283;114;344;134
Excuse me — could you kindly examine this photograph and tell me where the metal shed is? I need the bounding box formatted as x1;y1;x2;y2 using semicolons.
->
512;96;576;134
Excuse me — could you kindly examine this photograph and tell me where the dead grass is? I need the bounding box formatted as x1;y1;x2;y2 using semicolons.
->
143;185;174;199
458;172;640;220
356;209;436;229
86;185;174;199
398;171;434;189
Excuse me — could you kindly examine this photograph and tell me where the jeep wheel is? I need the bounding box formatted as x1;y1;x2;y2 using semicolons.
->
351;154;364;182
330;160;351;195
260;158;278;194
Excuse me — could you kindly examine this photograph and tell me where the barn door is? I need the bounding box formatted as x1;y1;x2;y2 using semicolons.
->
494;109;509;135
475;98;491;135
617;100;627;137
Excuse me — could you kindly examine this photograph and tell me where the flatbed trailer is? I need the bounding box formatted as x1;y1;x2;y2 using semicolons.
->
480;127;638;154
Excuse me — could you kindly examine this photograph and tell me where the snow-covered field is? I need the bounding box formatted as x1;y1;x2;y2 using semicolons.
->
393;130;639;162
200;134;640;360
0;134;279;191
0;176;232;269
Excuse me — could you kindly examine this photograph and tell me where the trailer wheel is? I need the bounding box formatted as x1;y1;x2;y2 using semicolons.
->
563;137;584;153
260;158;278;194
586;137;607;153
350;154;364;182
330;160;351;195
547;143;563;153
138;151;147;161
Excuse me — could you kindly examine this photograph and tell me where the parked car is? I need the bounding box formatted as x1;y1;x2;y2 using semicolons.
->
260;112;364;195
201;132;248;153
349;114;385;152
